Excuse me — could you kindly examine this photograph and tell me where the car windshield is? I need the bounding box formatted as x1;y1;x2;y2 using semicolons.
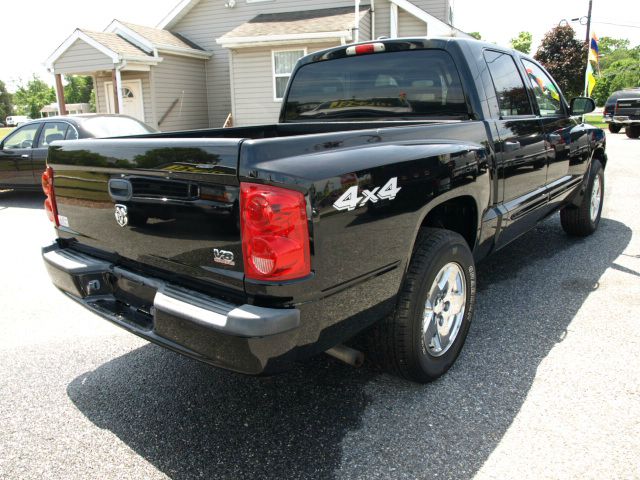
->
81;117;157;138
283;49;468;122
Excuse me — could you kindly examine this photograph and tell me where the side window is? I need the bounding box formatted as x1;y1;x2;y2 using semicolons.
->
2;123;40;149
521;59;563;116
65;126;79;140
273;49;306;100
37;122;69;148
484;50;532;117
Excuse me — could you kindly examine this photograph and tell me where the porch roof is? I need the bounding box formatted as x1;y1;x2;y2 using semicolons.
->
216;7;369;48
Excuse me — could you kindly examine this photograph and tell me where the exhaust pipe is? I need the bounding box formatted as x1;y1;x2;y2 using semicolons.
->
325;345;364;367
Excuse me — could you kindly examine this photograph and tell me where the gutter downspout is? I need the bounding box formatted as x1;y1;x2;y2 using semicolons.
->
370;0;375;40
354;0;360;43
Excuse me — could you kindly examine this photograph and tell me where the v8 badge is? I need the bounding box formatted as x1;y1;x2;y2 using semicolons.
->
213;248;235;266
114;204;128;227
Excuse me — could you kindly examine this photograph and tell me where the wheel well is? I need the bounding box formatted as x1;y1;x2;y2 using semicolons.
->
593;147;606;168
420;196;478;249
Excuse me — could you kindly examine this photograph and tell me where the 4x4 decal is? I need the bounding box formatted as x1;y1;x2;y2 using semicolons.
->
333;177;402;211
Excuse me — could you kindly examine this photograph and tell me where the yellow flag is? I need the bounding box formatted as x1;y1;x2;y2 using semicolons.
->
586;62;596;96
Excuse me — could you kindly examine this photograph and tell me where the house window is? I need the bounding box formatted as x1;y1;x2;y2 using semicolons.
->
273;49;306;101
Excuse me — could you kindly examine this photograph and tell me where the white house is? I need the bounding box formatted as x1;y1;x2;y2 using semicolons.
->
45;0;468;130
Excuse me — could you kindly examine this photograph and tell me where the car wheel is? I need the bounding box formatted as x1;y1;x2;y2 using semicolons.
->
560;159;604;236
370;228;476;383
625;126;640;139
608;124;621;134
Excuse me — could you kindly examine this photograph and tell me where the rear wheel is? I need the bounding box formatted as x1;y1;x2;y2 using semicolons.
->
608;124;621;134
560;159;604;236
625;125;640;139
370;228;476;383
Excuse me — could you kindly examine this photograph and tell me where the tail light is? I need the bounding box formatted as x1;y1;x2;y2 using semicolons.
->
41;167;59;227
346;43;385;56
240;183;310;281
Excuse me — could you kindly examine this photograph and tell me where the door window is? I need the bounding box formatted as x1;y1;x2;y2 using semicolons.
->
2;123;40;149
521;59;564;116
37;122;69;148
484;50;532;117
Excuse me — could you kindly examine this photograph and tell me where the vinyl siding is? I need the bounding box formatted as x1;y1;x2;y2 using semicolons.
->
95;71;153;125
53;39;114;74
152;54;208;131
398;10;427;37
230;42;338;126
171;0;450;126
172;0;374;127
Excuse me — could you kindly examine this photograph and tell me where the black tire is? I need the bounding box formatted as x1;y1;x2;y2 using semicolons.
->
608;124;622;134
625;126;640;139
560;159;604;236
370;228;476;383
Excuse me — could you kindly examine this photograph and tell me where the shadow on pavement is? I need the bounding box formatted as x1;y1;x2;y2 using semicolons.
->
0;190;44;210
67;216;632;479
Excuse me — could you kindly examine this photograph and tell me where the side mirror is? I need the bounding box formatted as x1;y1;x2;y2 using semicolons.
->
570;97;596;116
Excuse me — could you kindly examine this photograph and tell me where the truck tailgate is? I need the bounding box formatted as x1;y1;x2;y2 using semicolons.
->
48;138;244;297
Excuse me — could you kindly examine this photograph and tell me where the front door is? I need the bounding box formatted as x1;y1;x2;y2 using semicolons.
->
521;59;590;209
0;123;42;188
483;50;548;248
105;79;145;122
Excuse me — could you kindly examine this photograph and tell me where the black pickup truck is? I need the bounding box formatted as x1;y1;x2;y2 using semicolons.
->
42;38;606;383
603;88;640;137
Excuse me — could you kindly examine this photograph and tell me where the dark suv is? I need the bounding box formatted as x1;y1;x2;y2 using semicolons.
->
603;88;640;135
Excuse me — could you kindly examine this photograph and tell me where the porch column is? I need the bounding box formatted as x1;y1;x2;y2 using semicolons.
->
54;74;67;116
111;68;121;114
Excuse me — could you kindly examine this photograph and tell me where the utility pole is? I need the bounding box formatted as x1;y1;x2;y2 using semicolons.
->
585;0;593;45
583;0;593;96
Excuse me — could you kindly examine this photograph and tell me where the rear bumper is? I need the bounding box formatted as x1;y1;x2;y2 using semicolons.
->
607;116;640;125
42;242;302;374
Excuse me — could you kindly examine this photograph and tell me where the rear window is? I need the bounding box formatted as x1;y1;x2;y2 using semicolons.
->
283;50;468;121
81;116;157;138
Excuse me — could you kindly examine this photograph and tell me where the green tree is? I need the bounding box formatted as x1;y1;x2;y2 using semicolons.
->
598;36;630;56
0;80;13;122
63;75;93;104
511;31;532;54
13;75;56;119
468;32;482;40
534;25;586;98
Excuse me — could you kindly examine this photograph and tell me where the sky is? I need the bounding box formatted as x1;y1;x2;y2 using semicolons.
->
1;0;639;92
454;0;640;54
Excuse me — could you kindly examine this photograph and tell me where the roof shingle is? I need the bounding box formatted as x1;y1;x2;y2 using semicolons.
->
220;7;368;39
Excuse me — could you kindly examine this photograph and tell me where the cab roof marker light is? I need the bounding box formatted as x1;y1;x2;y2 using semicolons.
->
346;43;386;56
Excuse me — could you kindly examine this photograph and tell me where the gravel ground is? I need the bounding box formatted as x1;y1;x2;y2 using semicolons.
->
1;133;639;480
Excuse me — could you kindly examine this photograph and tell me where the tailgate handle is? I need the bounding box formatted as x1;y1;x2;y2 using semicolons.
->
108;179;132;201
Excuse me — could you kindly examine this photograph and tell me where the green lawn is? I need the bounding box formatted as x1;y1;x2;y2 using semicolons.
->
0;127;14;140
583;113;606;128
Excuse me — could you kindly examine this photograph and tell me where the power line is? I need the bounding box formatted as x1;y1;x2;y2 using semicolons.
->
592;21;640;29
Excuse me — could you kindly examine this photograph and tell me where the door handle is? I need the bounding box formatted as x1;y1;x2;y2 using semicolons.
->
21;154;29;158
504;141;521;152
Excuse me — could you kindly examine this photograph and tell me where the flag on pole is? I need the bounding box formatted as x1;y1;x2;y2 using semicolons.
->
585;32;598;96
585;62;597;96
588;33;599;68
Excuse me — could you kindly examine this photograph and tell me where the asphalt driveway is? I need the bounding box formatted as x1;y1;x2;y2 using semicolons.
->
1;133;639;479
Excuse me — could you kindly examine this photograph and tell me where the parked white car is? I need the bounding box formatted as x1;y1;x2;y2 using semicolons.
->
5;116;31;127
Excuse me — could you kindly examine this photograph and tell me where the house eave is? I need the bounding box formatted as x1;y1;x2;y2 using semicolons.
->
156;45;211;59
216;31;353;49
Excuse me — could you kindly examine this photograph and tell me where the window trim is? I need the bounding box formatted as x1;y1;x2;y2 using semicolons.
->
483;48;535;120
272;48;307;102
